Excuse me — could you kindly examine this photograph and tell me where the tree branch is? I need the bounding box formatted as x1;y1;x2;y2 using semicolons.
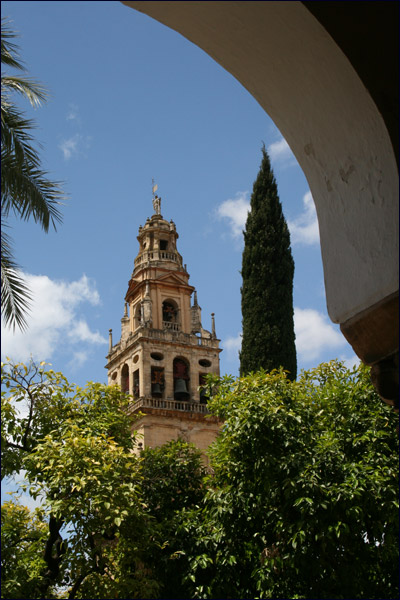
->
68;570;95;600
38;514;65;599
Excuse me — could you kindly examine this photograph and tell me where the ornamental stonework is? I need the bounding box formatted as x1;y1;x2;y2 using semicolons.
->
105;191;222;458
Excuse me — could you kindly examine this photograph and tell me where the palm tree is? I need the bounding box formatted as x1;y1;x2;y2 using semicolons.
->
1;17;65;330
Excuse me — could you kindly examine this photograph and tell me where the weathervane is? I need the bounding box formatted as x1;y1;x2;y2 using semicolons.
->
152;178;161;215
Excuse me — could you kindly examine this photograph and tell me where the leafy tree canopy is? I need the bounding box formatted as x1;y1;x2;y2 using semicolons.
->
182;362;399;599
1;499;49;599
1;359;156;598
1;359;206;599
1;359;398;599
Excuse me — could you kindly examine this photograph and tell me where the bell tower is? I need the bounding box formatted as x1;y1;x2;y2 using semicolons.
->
105;190;222;456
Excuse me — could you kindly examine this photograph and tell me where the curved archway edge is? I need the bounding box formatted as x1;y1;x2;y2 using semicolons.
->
123;1;398;403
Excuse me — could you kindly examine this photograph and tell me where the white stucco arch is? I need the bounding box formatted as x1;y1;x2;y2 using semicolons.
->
122;1;398;389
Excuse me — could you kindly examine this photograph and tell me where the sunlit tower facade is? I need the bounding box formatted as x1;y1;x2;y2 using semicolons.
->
105;191;222;456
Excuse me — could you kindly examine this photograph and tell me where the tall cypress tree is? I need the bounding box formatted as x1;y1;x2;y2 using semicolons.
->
240;145;297;379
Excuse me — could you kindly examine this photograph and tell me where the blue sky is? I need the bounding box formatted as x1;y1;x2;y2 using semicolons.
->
1;0;358;389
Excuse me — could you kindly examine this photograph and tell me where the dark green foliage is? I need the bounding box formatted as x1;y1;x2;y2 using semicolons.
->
1;500;49;599
240;145;297;379
1;359;157;599
182;363;399;599
140;439;206;522
2;360;398;599
1;359;207;599
139;440;207;599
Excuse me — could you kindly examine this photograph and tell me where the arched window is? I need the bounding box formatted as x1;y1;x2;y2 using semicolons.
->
162;300;179;330
199;373;209;404
151;367;164;397
133;369;140;399
173;357;190;400
134;304;142;330
121;364;129;395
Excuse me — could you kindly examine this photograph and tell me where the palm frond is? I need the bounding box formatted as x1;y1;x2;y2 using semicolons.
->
2;155;64;230
1;16;66;331
0;223;31;331
1;100;43;169
1;75;48;107
1;18;65;231
1;18;24;70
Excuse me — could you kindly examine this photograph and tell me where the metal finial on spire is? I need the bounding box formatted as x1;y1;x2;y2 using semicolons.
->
152;178;157;198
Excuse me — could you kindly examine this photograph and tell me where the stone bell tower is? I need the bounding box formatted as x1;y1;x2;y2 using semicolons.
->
105;191;222;457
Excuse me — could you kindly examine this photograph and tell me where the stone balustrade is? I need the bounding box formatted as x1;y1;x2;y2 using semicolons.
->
128;396;209;415
162;321;180;331
134;250;180;266
107;327;219;358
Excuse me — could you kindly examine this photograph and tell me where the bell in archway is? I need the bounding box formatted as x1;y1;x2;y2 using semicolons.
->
152;383;162;397
174;378;189;400
199;387;208;404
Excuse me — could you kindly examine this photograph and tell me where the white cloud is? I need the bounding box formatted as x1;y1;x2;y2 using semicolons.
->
59;134;80;160
216;182;318;249
222;309;347;368
340;354;361;370
294;307;346;363
59;133;91;160
223;333;242;361
66;103;79;122
216;192;250;238
68;320;105;345
288;191;320;246
267;137;296;167
69;350;90;370
1;273;107;364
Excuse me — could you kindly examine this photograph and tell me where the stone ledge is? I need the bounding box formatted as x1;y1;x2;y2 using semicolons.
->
131;406;221;424
340;291;398;365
